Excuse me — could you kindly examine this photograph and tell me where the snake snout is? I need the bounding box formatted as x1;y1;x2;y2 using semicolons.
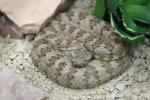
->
70;54;92;68
68;49;93;68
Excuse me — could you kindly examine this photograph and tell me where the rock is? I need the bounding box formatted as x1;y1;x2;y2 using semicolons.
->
0;25;23;38
143;91;150;100
115;92;124;99
0;12;23;38
132;88;141;96
106;94;116;100
0;67;49;100
0;0;72;34
115;83;125;91
137;72;148;82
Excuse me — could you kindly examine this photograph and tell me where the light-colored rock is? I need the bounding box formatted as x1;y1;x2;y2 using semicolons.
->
115;83;125;91
136;72;148;82
0;67;49;100
106;94;116;100
0;0;71;34
144;91;150;100
132;88;141;96
115;92;124;99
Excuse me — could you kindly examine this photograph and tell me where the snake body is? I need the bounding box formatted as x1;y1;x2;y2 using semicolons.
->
31;11;131;89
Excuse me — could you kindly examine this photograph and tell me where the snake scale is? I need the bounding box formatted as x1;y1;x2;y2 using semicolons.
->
31;10;132;89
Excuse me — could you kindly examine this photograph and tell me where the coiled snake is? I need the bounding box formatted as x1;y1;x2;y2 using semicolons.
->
31;11;131;89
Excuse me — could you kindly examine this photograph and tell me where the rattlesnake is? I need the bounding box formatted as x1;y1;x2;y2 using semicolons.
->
31;10;132;89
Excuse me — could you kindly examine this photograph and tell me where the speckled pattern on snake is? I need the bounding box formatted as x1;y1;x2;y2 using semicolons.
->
31;11;132;89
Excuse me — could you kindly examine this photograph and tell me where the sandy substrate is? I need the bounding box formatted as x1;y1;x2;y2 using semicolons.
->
0;36;150;100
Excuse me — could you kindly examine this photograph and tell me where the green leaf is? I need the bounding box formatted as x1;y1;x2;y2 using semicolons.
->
106;0;120;12
122;5;150;22
122;14;138;34
146;2;150;7
121;5;150;33
92;0;105;18
124;0;149;5
110;14;146;44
